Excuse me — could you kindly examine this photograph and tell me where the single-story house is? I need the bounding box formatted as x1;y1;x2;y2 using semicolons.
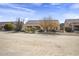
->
24;20;60;31
64;19;79;31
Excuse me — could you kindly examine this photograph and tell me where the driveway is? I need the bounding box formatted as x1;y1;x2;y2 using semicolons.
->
0;32;79;56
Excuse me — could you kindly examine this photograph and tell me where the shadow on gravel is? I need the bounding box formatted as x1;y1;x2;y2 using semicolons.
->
1;31;79;36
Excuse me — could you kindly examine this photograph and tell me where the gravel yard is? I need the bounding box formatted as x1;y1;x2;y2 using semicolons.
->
0;32;79;56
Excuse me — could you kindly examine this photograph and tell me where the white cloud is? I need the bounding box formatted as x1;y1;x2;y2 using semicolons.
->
0;4;36;21
0;15;3;18
0;8;35;17
70;3;79;9
62;13;79;19
32;3;42;6
50;3;61;6
50;3;62;8
0;4;35;13
24;18;28;23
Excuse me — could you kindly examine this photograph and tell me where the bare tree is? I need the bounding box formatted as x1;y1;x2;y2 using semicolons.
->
15;18;24;31
40;16;58;32
40;17;49;32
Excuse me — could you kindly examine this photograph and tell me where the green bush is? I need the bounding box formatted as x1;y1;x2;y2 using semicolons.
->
25;27;35;33
4;23;15;31
65;27;72;32
0;26;3;30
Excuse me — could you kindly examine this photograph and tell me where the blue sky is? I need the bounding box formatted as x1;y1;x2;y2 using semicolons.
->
0;3;79;23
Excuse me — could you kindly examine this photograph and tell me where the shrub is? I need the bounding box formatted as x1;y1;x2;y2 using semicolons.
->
49;29;56;32
38;30;44;32
0;26;3;30
4;23;15;31
15;18;24;31
65;27;72;32
0;27;2;30
25;27;35;33
60;23;64;30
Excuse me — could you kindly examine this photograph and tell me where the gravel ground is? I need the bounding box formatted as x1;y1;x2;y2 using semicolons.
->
0;31;79;56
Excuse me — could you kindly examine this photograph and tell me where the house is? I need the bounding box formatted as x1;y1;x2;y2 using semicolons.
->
64;19;79;31
0;20;60;31
24;20;60;31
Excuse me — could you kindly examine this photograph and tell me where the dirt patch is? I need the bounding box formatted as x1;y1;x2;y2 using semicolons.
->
0;32;79;56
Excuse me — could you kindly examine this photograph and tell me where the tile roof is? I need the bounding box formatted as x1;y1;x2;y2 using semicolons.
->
25;20;59;26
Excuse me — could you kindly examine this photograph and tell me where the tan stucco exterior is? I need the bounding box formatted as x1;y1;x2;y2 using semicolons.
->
24;20;60;31
64;19;79;31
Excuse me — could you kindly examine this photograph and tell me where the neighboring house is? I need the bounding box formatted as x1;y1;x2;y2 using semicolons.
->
64;19;79;31
24;20;60;31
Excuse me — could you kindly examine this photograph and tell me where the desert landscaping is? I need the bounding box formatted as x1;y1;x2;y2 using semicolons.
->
0;31;79;56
